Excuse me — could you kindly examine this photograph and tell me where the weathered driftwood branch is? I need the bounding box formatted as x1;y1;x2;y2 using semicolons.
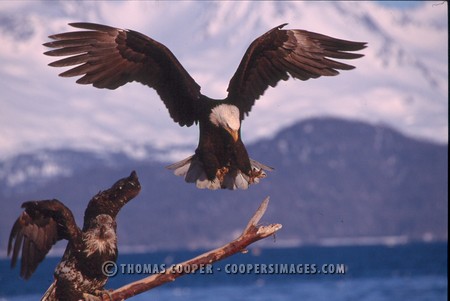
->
99;196;281;301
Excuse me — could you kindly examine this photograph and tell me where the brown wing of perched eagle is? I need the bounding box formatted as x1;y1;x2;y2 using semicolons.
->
8;171;141;301
44;23;367;190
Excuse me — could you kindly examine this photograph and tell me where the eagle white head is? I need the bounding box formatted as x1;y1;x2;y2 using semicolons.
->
209;104;240;141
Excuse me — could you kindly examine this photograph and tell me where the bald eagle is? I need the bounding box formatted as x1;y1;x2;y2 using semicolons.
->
8;171;141;300
44;23;366;190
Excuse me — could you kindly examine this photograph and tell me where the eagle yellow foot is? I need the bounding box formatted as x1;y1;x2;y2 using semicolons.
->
83;289;114;301
248;168;266;184
82;293;101;301
216;166;229;183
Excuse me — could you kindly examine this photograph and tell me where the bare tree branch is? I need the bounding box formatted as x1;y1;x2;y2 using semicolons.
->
98;196;281;301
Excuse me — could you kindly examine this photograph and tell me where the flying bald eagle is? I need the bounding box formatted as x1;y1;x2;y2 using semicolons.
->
44;23;366;190
8;171;141;301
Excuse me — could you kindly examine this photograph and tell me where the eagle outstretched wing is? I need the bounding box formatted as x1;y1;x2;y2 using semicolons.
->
8;199;81;279
44;22;201;127
226;24;367;118
44;22;366;124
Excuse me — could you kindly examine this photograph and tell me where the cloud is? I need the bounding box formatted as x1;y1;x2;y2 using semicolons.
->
0;1;447;160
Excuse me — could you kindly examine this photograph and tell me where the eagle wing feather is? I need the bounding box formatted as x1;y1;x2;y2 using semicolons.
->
226;24;367;118
8;199;81;279
44;23;201;127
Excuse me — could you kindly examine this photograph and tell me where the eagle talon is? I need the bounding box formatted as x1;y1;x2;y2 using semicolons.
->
249;168;265;184
100;289;114;301
216;166;229;184
84;289;114;301
82;292;101;301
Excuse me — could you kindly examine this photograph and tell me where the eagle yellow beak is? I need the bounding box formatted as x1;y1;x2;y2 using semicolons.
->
227;128;239;142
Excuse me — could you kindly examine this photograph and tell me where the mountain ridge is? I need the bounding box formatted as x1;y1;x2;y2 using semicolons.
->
0;117;447;256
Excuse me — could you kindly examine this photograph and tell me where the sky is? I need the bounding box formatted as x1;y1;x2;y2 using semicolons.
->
377;1;427;9
0;1;448;161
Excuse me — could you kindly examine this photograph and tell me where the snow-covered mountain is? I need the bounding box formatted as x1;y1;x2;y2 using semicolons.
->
0;118;447;255
0;1;448;162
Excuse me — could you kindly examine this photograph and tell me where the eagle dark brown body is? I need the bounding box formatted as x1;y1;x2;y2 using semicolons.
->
44;23;366;190
8;171;141;301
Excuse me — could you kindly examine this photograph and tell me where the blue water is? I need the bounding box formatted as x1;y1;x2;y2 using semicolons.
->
0;242;447;300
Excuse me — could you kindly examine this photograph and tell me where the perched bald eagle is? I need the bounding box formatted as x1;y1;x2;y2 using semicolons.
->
8;171;141;301
44;23;366;190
